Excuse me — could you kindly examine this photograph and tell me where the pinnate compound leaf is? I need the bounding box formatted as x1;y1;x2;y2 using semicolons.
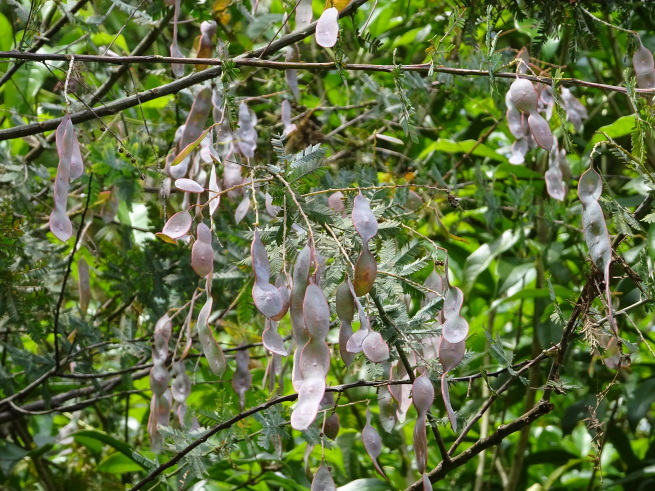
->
316;7;339;48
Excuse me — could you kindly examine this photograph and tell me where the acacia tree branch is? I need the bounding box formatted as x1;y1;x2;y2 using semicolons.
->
130;378;410;490
404;400;555;491
0;0;370;143
0;0;90;89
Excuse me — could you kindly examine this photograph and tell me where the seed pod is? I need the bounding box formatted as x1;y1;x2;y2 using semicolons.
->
637;71;655;89
231;348;251;410
285;44;301;100
265;193;281;217
378;386;397;432
578;168;615;335
50;116;74;242
336;281;355;321
195;20;217;70
208;163;221;216
546;144;566;201
412;375;433;473
352;193;378;243
271;283;290;321
354;248;377;296
281;100;297;137
311;465;336;491
303;283;330;340
509;78;538;113
191;223;214;277
262;319;288;356
633;39;655;76
253;281;284;319
506;107;525;139
527;112;553;151
362;410;387;478
197;297;226;376
175;178;205;193
161;210;193;240
236;102;258;158
171;362;191;403
78;257;90;317
509;137;529;165
328;191;346;216
322;412;340;439
362;330;390;363
316;7;339;48
296;0;313;30
291;244;312;391
251;229;270;283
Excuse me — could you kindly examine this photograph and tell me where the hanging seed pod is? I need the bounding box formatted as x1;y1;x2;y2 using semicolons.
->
78;257;90;317
253;282;284;319
336;281;356;366
352;193;379;243
262;319;288;356
285;44;301;101
291;281;331;430
175;178;205;194
378;386;397;432
271;282;290;321
362;330;390;363
159;210;192;242
354;248;377;296
412;375;434;473
251;229;270;283
316;7;339;48
324;412;340;439
195;20;217;70
296;0;313;30
439;336;465;430
546;140;567;201
311;464;336;491
49;116;74;241
362;410;387;478
441;285;468;344
578;168;616;336
197;297;226;376
191;223;214;277
208;163;221;216
328;191;346;216
633;38;655;76
291;244;312;391
527;112;553;151
232;347;251;410
509;78;538;113
236;102;258;158
234;190;251;224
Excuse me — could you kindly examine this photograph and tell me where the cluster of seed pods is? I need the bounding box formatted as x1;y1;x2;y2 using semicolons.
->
251;230;289;356
49;114;84;242
507;77;553;153
578;168;616;336
633;36;655;90
148;314;172;453
291;259;332;430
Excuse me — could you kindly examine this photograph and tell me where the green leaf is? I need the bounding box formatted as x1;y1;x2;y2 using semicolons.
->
73;430;143;468
97;452;145;473
463;229;520;293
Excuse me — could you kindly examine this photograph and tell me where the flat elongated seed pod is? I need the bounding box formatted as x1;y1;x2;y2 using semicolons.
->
422;473;431;491
232;348;251;410
507;107;525;139
346;327;368;353
191;223;214;277
509;78;538;113
634;40;655;76
412;375;435;413
271;285;290;321
303;283;330;339
439;337;466;373
527;112;553;151
175;178;205;193
442;286;464;318
328;191;346;216
363;411;387;478
362;330;390;363
378;386;397;432
178;88;212;151
316;7;339;48
354;248;377;296
197;297;226;376
291;245;312;391
250;229;270;283
311;465;336;491
50;116;74;241
208;163;221;216
336;281;355;320
442;316;469;344
339;320;355;366
352;193;378;243
578;167;602;204
162;211;193;239
235;192;251;224
296;0;313;30
253;281;284;319
637;70;655;90
262;319;288;356
78;257;90;317
171;362;191;403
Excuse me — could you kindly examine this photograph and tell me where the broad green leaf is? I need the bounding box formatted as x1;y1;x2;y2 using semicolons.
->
463;229;520;293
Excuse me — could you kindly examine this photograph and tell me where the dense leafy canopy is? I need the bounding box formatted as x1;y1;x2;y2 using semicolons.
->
2;1;655;490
